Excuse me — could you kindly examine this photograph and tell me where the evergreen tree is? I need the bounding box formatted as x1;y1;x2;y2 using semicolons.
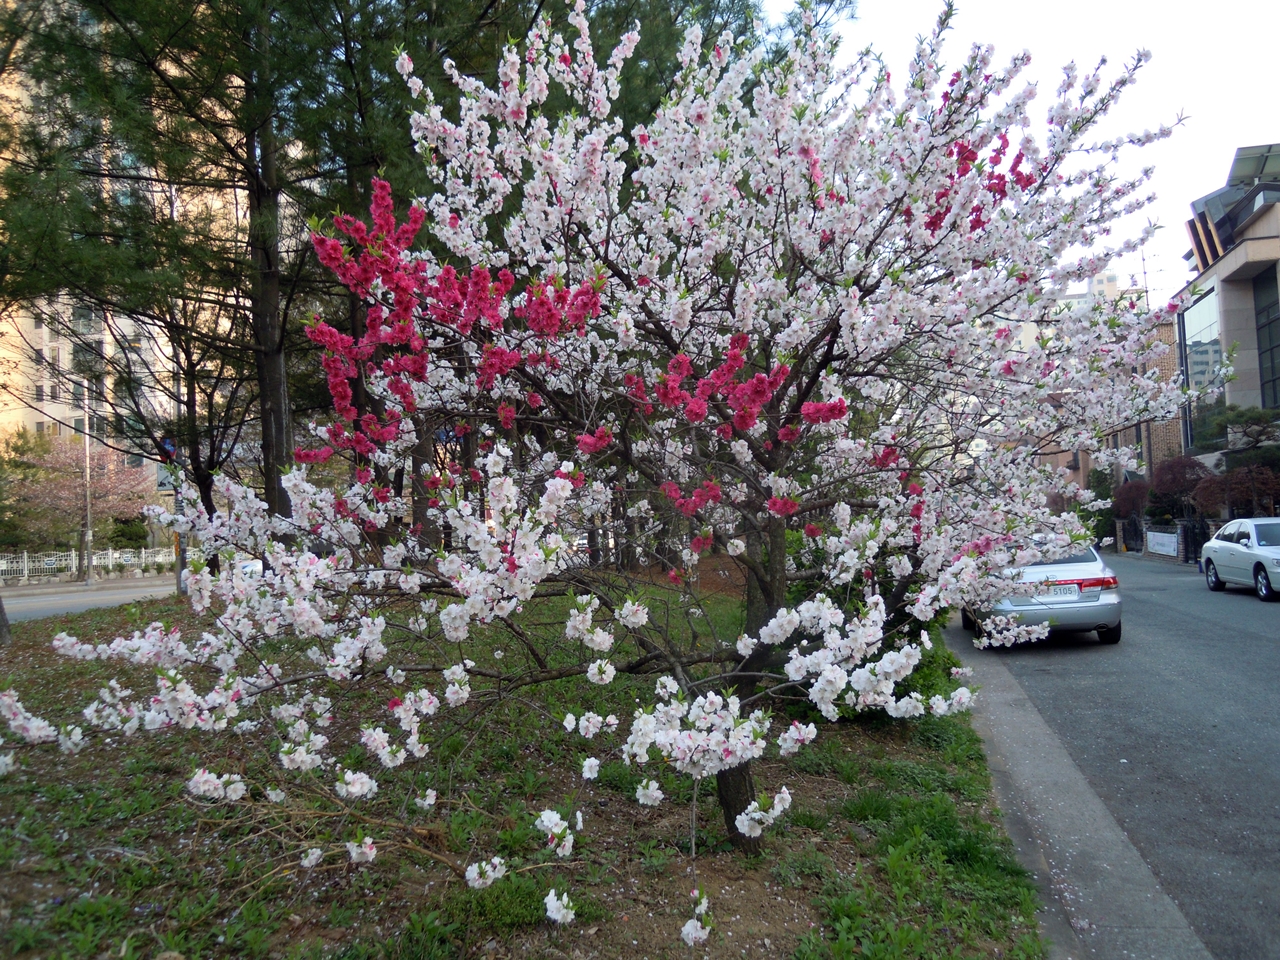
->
0;0;829;523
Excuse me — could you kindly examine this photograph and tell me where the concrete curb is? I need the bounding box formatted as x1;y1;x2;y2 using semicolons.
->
946;628;1214;960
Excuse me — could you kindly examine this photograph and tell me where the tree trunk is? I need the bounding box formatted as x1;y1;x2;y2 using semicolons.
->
716;761;761;855
717;515;790;852
0;594;11;646
247;17;291;519
77;524;87;583
192;462;221;575
412;426;440;547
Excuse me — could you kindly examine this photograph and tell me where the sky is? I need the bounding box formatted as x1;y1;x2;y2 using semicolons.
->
761;0;1280;301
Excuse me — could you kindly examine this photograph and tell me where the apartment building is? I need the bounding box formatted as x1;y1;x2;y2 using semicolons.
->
0;295;173;505
0;24;172;477
0;303;109;436
1177;143;1280;449
1035;274;1181;491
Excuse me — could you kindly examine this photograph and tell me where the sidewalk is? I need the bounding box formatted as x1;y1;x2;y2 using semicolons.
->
1100;546;1202;570
946;627;1214;960
0;573;178;599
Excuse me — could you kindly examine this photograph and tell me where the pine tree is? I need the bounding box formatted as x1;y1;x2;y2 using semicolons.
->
0;0;814;522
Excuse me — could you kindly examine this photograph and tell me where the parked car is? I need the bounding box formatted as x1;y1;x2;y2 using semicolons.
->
237;557;264;578
1201;519;1280;601
961;545;1123;644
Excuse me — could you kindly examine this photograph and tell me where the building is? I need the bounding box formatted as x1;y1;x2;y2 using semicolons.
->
1055;270;1131;310
0;301;159;444
1035;274;1181;492
0;28;173;481
1177;143;1280;450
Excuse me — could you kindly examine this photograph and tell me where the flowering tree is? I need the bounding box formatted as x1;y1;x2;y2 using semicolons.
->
2;1;1187;941
0;430;151;553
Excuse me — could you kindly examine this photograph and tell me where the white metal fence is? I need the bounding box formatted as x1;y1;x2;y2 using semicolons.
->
0;547;175;579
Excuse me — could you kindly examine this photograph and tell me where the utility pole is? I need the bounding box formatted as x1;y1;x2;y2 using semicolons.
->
83;377;93;585
170;321;187;596
174;447;187;596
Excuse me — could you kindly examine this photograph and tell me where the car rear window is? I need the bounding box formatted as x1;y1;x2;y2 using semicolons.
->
1255;523;1280;547
1027;549;1096;566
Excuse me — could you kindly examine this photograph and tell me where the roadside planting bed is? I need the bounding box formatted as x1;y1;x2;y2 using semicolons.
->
0;593;1043;959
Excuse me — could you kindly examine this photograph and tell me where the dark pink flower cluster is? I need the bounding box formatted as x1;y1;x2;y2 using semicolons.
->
576;427;613;454
303;180;608;463
659;480;723;518
515;278;602;338
800;398;847;424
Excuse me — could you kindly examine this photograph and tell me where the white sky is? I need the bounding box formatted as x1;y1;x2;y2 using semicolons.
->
762;0;1280;301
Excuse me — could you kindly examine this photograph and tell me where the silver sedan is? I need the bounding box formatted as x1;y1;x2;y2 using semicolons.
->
1201;519;1280;601
962;546;1123;643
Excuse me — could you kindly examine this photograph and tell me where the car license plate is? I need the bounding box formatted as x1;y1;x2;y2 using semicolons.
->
1040;583;1079;599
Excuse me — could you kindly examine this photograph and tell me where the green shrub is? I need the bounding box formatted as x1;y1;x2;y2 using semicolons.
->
889;623;962;704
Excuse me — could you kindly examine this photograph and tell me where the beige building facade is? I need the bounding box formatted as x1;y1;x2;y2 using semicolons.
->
0;301;114;438
1177;143;1280;449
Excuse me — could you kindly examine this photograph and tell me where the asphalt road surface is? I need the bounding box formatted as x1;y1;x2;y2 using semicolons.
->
958;553;1280;960
1;578;177;622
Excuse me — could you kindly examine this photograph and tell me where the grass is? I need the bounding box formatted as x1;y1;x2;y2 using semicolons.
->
795;717;1043;959
0;589;1044;959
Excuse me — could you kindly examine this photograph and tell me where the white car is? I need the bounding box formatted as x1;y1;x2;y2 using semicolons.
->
237;557;264;578
1201;519;1280;601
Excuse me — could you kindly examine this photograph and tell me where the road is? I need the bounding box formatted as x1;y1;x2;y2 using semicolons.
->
0;578;177;622
957;553;1280;960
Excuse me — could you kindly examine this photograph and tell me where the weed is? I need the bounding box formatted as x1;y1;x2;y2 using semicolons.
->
843;788;893;825
789;806;832;831
504;767;548;799
595;759;642;796
636;838;671;874
770;846;834;887
437;873;552;934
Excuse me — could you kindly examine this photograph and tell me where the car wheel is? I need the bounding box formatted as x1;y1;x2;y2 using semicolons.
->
960;607;975;631
1205;561;1225;592
1097;622;1122;644
1255;567;1276;602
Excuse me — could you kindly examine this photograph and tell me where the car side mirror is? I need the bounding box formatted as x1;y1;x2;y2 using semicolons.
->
1241;537;1252;548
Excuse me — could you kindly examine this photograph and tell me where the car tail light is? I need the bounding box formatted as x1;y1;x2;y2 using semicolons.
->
1041;576;1118;590
1076;576;1118;590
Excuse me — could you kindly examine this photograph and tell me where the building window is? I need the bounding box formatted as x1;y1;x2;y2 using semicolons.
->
72;341;104;372
35;421;44;433
35;384;44;402
71;304;101;335
33;347;44;366
49;384;59;402
34;315;42;329
1255;269;1280;409
73;417;84;435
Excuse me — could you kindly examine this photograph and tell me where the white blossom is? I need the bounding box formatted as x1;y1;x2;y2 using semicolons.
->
544;888;575;924
636;779;664;806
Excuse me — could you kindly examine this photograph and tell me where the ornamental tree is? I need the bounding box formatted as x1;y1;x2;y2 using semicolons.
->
0;430;150;555
2;0;1188;939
